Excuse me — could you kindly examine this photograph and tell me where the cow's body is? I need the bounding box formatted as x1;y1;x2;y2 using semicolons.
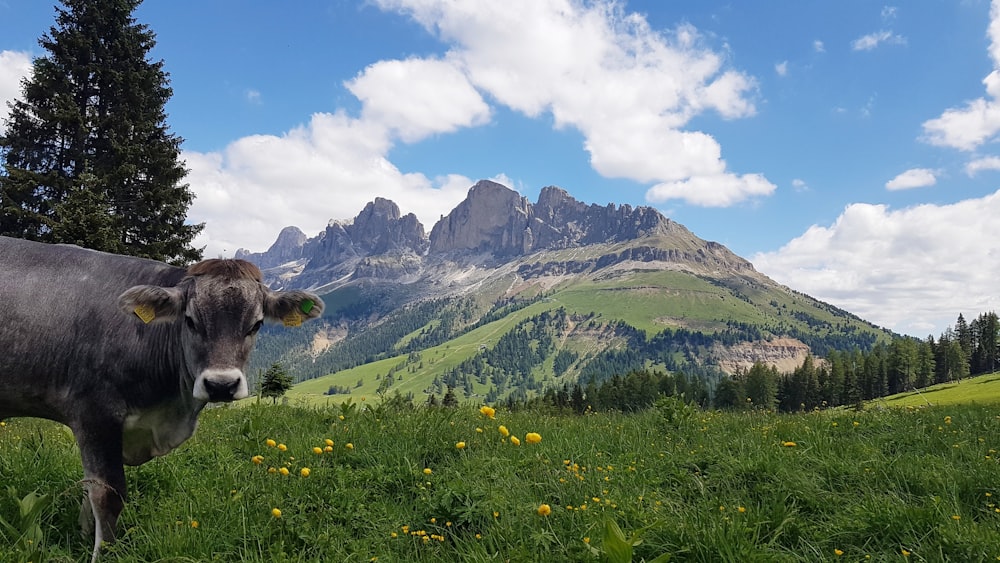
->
0;236;323;561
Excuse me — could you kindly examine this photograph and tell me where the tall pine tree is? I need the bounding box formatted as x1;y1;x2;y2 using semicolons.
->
0;0;202;264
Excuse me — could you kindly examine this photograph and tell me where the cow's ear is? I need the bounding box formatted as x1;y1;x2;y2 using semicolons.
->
118;285;185;324
264;290;324;327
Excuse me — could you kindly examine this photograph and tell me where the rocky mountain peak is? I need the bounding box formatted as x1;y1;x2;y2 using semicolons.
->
234;226;307;268
428;180;533;256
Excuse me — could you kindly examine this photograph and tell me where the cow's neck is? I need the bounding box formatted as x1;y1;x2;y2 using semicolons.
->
120;322;207;466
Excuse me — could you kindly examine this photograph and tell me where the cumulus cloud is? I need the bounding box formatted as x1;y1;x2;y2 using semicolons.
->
646;173;775;207
966;155;1000;176
885;168;937;190
775;61;788;76
851;30;906;51
0;50;32;131
187;0;771;254
373;0;768;203
922;0;1000;150
752;191;1000;336
791;178;808;192
813;40;825;53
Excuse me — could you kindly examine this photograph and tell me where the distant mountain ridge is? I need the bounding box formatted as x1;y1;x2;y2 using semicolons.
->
237;179;892;401
236;180;754;288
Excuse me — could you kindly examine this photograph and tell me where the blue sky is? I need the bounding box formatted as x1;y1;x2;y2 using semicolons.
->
3;1;1000;338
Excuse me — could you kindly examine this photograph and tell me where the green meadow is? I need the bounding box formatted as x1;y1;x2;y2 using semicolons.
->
4;384;1000;562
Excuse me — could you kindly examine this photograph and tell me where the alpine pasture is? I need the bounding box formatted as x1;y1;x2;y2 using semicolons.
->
3;382;1000;561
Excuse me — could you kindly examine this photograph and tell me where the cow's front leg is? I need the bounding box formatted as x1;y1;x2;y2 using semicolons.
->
73;418;126;563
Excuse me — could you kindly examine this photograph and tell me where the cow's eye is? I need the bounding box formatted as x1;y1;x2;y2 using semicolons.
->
247;320;263;337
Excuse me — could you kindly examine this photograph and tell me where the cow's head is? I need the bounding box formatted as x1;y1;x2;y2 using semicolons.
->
117;259;323;402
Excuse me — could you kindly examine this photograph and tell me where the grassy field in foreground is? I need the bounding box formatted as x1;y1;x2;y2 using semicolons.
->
2;400;1000;562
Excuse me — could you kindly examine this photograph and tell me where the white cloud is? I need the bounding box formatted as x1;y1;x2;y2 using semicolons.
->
752;191;1000;337
851;30;906;51
346;57;491;143
245;89;261;104
881;6;898;21
646;172;775;207
792;178;808;192
184;0;770;255
0;50;32;131
885;168;937;190
184;110;475;256
966;155;1000;176
775;61;788;77
813;40;825;53
922;0;1000;151
373;0;767;204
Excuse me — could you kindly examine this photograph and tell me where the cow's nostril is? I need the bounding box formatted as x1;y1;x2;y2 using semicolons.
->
203;378;240;401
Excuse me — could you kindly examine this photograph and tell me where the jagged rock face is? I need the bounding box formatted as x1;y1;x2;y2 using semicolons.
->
428;180;680;257
428;180;533;256
242;179;755;289
234;226;307;268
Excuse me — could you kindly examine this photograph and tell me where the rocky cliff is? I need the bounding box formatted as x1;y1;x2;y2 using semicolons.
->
242;180;755;288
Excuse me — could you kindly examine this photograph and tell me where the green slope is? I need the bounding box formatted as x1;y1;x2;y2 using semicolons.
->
874;372;1000;407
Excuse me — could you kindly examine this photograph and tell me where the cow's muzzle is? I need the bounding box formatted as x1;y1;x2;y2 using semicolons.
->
194;368;249;402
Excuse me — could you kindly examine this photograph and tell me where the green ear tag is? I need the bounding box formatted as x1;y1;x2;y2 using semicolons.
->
134;304;156;324
300;299;315;314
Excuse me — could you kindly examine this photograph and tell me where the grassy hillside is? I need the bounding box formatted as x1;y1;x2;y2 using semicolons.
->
874;372;1000;408
3;401;1000;561
275;264;889;406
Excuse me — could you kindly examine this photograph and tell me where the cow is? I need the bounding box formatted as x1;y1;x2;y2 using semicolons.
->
0;236;323;562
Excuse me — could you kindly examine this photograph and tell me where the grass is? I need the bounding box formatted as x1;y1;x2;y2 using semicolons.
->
875;373;1000;408
3;400;1000;562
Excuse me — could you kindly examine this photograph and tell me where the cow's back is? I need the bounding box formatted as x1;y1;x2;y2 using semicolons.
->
0;236;186;422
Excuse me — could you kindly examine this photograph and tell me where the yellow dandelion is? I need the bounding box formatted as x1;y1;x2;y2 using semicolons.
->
583;537;590;544
325;438;334;446
951;514;961;520
901;548;910;556
423;468;433;475
479;405;496;419
834;548;843;556
277;443;287;452
476;427;484;433
346;443;354;450
511;436;521;446
279;467;289;476
267;466;277;474
300;467;311;477
190;520;199;529
251;455;264;464
781;441;797;447
456;441;466;449
312;447;323;455
525;432;542;444
945;416;952;425
498;425;510;437
271;508;282;518
339;415;345;421
537;503;552;516
390;532;398;538
324;445;333;452
265;439;277;447
737;506;746;513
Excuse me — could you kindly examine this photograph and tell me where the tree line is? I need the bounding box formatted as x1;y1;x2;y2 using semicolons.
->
523;311;999;414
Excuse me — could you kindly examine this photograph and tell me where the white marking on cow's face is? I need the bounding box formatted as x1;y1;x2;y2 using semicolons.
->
193;367;249;402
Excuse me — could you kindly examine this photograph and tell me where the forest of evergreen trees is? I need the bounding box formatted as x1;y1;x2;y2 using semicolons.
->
524;312;999;414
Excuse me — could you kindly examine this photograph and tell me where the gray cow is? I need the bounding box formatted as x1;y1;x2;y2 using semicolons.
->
0;236;323;561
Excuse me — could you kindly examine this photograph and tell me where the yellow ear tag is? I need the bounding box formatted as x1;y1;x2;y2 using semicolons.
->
282;311;302;327
134;304;156;324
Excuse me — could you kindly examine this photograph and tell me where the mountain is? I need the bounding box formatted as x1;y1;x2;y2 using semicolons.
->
241;180;892;404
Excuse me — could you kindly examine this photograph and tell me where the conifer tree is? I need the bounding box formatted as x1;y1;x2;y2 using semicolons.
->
259;363;293;404
0;0;202;264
